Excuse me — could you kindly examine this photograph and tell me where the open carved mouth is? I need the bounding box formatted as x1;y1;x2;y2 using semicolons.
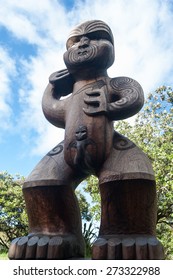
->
78;50;88;56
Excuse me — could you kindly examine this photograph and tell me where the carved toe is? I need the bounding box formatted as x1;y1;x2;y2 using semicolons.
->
92;235;164;260
8;234;84;260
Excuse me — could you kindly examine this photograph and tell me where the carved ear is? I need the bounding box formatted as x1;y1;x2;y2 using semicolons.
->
49;69;75;97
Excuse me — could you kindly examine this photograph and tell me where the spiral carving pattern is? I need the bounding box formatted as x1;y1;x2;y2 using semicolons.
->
68;44;98;64
47;142;64;156
113;134;135;150
110;77;143;107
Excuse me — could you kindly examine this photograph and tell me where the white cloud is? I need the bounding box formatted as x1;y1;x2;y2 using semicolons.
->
70;0;173;92
0;46;16;131
0;0;71;152
0;0;69;46
1;0;173;156
18;49;66;154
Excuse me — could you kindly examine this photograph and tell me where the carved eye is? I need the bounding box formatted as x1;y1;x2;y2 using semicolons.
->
88;31;110;42
68;36;81;48
87;32;99;41
70;42;77;48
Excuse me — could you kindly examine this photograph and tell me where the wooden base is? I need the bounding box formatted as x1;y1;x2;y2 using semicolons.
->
92;235;164;260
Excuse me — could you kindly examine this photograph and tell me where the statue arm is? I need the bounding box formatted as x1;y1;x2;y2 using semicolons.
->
42;69;74;128
107;77;144;120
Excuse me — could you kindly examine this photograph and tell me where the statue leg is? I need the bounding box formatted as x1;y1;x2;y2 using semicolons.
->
8;142;85;259
92;134;164;259
92;179;164;260
20;185;84;259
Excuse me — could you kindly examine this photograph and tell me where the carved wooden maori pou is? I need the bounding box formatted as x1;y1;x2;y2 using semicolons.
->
9;20;164;259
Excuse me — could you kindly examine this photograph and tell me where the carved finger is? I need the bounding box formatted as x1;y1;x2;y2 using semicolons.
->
84;98;100;107
49;69;69;84
83;107;106;116
85;91;101;97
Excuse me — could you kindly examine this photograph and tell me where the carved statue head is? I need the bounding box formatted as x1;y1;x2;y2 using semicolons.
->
63;20;115;75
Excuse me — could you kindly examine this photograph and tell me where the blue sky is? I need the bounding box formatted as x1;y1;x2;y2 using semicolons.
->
0;0;173;177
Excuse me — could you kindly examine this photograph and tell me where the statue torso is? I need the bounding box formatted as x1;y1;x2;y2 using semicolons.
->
64;79;113;174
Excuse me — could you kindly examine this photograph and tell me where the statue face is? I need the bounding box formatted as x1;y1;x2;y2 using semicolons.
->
63;28;114;74
75;125;87;141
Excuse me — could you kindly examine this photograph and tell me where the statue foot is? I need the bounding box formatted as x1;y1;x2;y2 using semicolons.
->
92;235;164;260
8;234;85;259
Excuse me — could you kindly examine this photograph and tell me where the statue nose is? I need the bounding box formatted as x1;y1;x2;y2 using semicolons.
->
79;36;90;48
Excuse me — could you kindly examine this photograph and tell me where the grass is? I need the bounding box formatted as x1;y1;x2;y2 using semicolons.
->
0;252;8;260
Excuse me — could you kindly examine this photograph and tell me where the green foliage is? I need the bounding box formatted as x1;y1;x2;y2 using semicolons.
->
84;86;173;259
0;172;28;250
75;188;92;222
76;187;98;257
0;252;8;260
157;223;173;259
82;222;98;258
83;176;100;222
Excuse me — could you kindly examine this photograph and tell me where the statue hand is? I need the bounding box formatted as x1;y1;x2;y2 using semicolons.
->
49;69;69;84
49;69;74;97
83;89;107;116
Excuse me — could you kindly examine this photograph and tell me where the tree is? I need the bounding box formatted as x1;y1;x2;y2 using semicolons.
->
84;86;173;259
75;187;98;257
75;188;92;222
0;172;28;251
